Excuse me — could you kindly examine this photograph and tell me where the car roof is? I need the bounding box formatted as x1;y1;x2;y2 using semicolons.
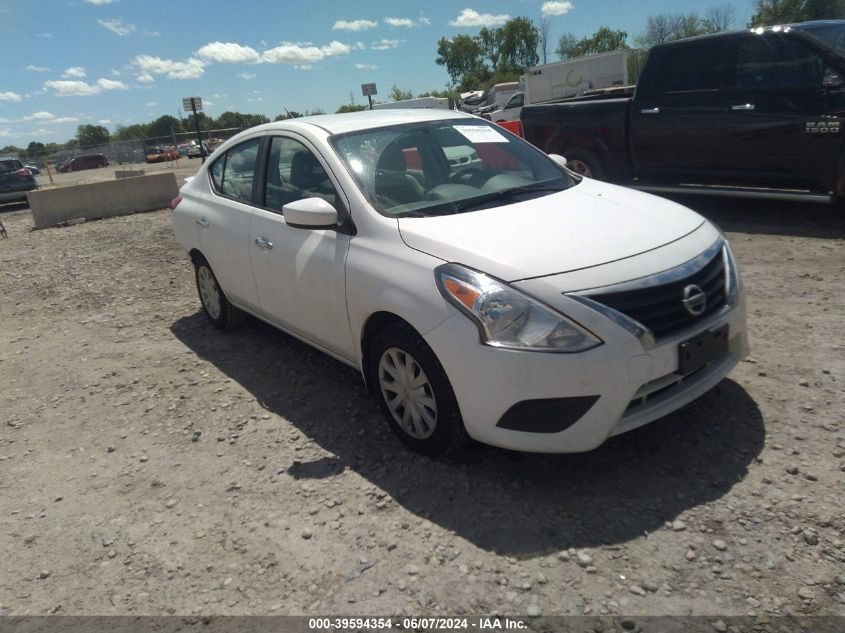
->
249;109;477;137
0;155;22;161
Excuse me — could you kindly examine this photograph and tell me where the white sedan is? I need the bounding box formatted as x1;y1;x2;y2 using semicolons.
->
171;109;748;456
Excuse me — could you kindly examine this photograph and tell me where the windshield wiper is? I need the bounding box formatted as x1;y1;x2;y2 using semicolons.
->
451;184;567;212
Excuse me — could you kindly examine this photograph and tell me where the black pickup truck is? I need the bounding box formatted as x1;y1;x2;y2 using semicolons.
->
520;21;845;203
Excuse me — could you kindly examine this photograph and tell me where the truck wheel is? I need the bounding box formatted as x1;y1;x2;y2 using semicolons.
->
564;149;605;180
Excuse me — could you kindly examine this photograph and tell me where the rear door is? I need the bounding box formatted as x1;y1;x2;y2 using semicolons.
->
630;38;733;182
719;31;845;191
197;137;263;311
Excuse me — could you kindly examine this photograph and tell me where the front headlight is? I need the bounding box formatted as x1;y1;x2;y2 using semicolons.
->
722;242;742;307
435;263;602;352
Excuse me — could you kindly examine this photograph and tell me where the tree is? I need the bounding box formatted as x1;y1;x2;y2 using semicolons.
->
704;4;737;31
436;17;539;92
637;9;731;48
26;141;46;159
335;104;368;114
749;0;844;25
274;111;303;120
389;85;414;101
146;115;181;140
555;33;580;59
538;16;552;65
557;26;628;59
76;124;110;147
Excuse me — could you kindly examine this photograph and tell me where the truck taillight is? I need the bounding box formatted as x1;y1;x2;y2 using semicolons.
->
16;168;32;176
170;195;182;210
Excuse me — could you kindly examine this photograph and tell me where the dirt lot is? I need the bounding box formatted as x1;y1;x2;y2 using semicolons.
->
0;198;843;618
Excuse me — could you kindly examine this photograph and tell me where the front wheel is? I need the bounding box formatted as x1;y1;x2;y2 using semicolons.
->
193;257;245;330
369;323;467;456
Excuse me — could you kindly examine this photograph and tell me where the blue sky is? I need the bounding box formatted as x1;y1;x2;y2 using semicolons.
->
0;0;753;145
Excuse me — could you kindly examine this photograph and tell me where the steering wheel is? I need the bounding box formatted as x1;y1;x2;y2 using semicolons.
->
448;167;481;183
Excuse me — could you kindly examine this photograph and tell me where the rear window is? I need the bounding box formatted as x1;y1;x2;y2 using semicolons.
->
0;159;23;173
649;41;726;94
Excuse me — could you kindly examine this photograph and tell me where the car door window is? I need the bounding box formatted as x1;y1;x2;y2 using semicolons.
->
736;34;825;90
211;138;261;204
264;136;338;211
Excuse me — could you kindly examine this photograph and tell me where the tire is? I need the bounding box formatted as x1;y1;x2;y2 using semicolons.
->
369;322;468;456
563;148;605;180
193;257;246;330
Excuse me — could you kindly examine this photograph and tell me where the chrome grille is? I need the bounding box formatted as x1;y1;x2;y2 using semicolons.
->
584;249;727;340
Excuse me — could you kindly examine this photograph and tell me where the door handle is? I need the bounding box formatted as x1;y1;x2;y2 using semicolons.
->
640;107;660;114
731;103;755;111
255;237;273;250
196;217;209;228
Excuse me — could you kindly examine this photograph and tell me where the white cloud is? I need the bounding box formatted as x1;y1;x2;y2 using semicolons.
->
197;41;261;64
541;1;574;16
384;17;427;27
203;100;215;107
85;0;117;4
26;64;50;72
247;96;264;102
332;19;377;31
111;69;121;76
371;39;401;50
145;101;158;107
97;78;127;90
237;72;256;80
0;129;11;137
99;119;112;125
43;78;127;96
97;19;136;36
136;74;154;83
143;30;160;37
133;55;206;79
53;116;80;123
62;66;87;79
262;40;349;64
211;93;226;99
23;111;55;121
29;129;53;135
294;65;313;70
448;8;510;27
37;33;53;38
0;92;23;102
355;63;378;70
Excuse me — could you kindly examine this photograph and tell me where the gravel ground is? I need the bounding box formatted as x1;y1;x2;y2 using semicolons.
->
0;198;843;618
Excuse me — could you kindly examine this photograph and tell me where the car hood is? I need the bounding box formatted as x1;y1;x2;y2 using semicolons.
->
397;179;706;282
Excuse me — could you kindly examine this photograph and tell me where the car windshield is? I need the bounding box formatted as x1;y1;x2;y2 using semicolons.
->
329;120;574;217
797;22;845;58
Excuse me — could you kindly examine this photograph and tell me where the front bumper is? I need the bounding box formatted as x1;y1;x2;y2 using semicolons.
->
423;293;748;453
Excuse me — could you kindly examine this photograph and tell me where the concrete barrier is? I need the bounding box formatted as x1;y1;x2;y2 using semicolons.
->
27;173;179;229
115;170;146;179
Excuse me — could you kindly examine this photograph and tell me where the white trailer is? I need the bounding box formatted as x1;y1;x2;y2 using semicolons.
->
490;50;633;122
372;96;451;110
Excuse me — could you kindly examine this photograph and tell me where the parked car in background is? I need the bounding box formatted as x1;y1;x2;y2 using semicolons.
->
145;147;180;163
520;20;845;203
172;109;748;456
0;156;38;203
56;154;109;173
186;143;210;159
24;163;40;175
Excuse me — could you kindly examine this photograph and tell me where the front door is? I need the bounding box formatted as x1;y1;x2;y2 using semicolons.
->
719;31;845;191
249;134;354;360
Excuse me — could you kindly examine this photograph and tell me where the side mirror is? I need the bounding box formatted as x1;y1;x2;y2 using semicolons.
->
283;197;338;230
548;154;568;170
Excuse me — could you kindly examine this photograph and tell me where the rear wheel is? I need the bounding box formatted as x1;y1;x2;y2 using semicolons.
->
563;149;605;180
193;257;245;330
369;322;467;456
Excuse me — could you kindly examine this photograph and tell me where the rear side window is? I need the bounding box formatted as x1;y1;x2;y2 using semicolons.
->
736;34;825;90
209;138;261;204
650;41;726;94
0;159;23;173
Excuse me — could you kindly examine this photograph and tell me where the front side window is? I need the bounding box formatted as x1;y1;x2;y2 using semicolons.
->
736;34;825;90
330;120;572;217
210;138;261;204
264;136;338;211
